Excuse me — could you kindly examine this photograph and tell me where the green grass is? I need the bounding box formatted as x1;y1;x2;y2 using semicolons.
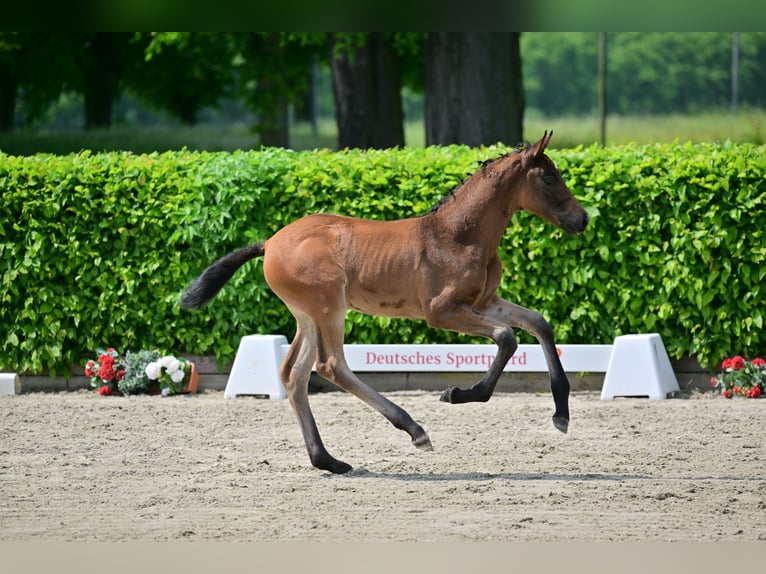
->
1;110;764;156
525;110;766;148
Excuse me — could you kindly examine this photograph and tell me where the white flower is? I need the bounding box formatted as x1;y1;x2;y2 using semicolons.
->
159;355;175;369
161;387;171;397
170;369;185;384
145;361;162;380
165;357;181;374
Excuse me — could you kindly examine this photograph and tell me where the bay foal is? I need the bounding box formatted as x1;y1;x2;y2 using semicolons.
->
181;131;589;473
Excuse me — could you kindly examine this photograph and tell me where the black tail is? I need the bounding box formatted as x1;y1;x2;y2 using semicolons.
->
180;243;265;310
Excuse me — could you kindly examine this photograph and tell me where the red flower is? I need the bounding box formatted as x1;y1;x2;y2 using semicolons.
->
116;369;126;381
723;390;732;399
749;387;762;398
98;360;115;382
98;385;113;396
752;357;765;368
722;358;732;370
710;377;718;386
730;356;746;370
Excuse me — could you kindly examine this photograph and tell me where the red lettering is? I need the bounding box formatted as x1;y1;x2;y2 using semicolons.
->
365;351;443;367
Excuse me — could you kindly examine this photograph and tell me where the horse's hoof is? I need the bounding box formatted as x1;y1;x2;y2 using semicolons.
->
439;388;454;403
552;416;569;434
413;432;433;451
314;456;353;474
330;460;354;474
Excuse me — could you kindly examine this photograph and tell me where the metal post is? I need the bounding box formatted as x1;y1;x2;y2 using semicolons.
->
599;32;607;146
731;32;740;114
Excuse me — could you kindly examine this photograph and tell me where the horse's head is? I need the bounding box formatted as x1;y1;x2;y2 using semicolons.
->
516;131;589;235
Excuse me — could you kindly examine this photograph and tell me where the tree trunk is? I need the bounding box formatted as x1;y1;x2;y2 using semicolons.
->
256;81;289;147
425;33;524;147
293;57;319;137
0;58;16;132
329;33;404;149
83;33;121;130
251;33;290;148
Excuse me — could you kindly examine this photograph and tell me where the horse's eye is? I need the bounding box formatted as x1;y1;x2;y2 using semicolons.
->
542;172;556;185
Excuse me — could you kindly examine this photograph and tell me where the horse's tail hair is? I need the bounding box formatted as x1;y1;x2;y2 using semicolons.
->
180;243;265;310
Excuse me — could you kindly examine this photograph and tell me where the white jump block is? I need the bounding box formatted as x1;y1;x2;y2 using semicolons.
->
600;333;679;400
224;335;288;399
0;372;20;395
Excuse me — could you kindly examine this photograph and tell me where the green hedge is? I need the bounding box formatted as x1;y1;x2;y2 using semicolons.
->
1;142;764;376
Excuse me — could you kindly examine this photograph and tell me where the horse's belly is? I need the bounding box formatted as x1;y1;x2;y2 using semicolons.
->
346;286;424;319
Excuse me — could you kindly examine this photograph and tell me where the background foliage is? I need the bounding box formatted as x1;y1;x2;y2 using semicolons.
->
3;33;766;136
1;143;764;376
522;32;766;116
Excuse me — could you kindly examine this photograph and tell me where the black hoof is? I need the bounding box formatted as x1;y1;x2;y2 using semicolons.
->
412;432;433;451
552;416;569;434
440;386;488;404
326;460;353;474
313;456;353;474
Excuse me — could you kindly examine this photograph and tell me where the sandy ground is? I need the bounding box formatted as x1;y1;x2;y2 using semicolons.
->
0;388;764;542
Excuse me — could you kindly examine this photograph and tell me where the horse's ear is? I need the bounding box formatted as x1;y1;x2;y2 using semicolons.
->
523;130;553;167
533;130;553;158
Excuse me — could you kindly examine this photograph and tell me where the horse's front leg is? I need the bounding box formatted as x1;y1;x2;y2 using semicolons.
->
426;301;518;404
435;296;570;434
439;325;517;404
495;298;570;433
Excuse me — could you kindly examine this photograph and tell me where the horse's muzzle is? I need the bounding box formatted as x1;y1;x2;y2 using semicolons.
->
579;210;590;231
563;210;590;235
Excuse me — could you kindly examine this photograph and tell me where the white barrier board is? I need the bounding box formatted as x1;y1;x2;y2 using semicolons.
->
224;335;613;399
225;334;678;400
344;344;612;373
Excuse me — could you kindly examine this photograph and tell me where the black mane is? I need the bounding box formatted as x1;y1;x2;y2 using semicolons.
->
426;144;526;215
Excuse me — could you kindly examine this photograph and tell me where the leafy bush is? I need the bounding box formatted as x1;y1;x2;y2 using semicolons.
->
118;349;161;395
1;142;764;376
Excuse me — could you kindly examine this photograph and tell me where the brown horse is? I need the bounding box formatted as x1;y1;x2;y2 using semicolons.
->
181;131;589;474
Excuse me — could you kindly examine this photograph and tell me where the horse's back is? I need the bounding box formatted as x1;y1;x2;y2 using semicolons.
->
263;212;426;318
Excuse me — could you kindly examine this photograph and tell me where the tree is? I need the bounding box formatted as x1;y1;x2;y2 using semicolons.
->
0;33;19;131
329;33;405;149
235;33;323;148
521;32;766;117
128;33;235;125
0;33;81;131
424;33;524;147
138;32;322;147
79;33;134;129
521;32;599;117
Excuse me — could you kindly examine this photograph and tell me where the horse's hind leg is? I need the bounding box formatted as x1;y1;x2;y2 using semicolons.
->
313;311;433;453
281;312;352;474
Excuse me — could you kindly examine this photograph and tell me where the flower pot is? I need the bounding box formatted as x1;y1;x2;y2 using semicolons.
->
183;362;199;394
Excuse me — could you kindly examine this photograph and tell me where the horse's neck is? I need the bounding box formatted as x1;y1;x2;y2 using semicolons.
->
427;171;520;251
